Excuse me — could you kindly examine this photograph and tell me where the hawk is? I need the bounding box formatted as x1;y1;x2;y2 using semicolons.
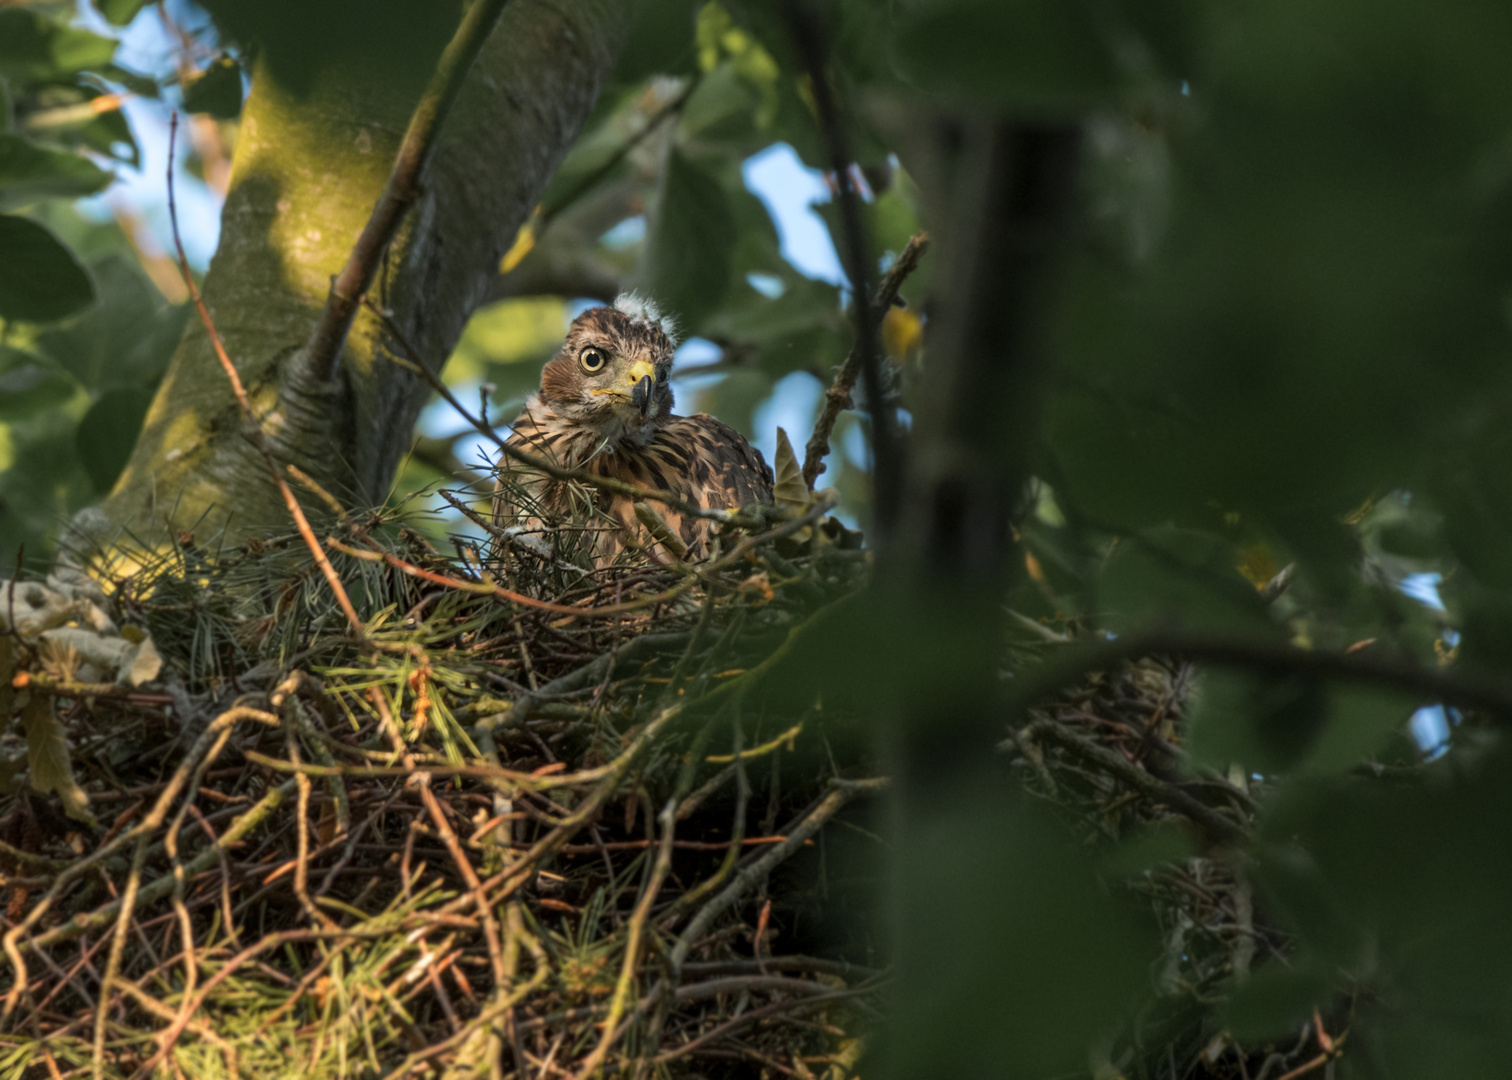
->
494;294;774;567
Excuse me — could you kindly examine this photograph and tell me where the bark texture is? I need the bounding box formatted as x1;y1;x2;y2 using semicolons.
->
98;0;629;544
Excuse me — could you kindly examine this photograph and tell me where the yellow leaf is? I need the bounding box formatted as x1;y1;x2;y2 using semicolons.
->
498;217;537;274
22;693;96;826
882;305;923;359
1236;543;1279;590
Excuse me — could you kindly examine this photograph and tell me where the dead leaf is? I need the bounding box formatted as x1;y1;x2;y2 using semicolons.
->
773;427;808;509
21;694;96;826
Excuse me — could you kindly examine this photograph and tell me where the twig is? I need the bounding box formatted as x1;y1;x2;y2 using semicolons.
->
306;0;511;381
1014;719;1246;844
669;777;889;974
802;232;929;489
537;75;701;229
571;796;679;1078
3;705;280;1012
165;114;365;638
786;0;901;533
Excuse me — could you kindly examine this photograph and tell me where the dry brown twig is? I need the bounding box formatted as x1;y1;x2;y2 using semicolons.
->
802;231;930;490
165;115;365;639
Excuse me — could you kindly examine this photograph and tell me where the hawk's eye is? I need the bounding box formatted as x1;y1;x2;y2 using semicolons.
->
579;347;609;374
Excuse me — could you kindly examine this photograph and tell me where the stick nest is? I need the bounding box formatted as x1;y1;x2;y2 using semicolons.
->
1;501;1302;1079
0;502;883;1079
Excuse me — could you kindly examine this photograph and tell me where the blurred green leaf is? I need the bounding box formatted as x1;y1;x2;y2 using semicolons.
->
97;0;151;27
76;385;155;493
1100;526;1277;637
0;214;94;322
0;10;117;79
891;0;1120;114
1100;823;1198;879
21;86;140;167
0;134;113;206
1252;753;1512;1066
36;253;186;391
0;346;77;419
1186;670;1329;775
182;55;245;119
883;786;1153;1078
196;0;460;97
1221;958;1339;1042
610;0;699;85
641;149;735;332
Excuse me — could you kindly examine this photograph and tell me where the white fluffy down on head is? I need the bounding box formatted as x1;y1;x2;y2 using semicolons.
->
613;291;681;347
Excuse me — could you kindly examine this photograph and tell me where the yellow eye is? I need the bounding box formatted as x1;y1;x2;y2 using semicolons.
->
579;346;608;374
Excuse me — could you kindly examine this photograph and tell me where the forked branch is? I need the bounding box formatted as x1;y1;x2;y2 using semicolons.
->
306;0;511;381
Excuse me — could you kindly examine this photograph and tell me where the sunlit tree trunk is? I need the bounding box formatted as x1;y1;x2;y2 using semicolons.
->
94;0;627;547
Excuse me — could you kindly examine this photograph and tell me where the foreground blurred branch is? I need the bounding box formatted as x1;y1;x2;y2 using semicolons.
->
787;0;902;536
1010;631;1512;722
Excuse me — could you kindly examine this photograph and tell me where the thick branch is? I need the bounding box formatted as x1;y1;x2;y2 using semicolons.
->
101;0;630;542
307;0;511;381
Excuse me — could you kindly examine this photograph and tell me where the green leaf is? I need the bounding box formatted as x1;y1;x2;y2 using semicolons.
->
0;347;78;420
76;385;155;493
22;85;140;167
610;0;699;85
885;786;1154;1078
195;0;460;98
891;0;1120;114
37;253;186;391
1099;526;1278;638
0;215;95;322
182;55;245;119
21;693;96;826
0;134;114;207
0;10;117;79
1222;958;1340;1042
641;149;736;332
97;0;152;27
1186;670;1328;775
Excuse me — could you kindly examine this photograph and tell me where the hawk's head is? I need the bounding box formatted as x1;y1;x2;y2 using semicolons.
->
537;293;679;447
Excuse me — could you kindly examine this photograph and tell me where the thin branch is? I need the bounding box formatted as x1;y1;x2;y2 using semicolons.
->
1013;718;1247;844
786;0;902;535
1010;630;1512;723
165;115;366;638
307;0;511;381
802;231;929;489
668;777;889;974
538;74;700;230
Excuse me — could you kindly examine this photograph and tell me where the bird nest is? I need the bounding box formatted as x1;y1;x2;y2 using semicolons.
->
0;494;1304;1079
0;494;883;1079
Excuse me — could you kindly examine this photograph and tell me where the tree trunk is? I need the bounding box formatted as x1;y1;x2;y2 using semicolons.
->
95;0;628;545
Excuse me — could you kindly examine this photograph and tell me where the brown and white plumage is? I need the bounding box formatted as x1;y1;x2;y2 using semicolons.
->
494;294;773;567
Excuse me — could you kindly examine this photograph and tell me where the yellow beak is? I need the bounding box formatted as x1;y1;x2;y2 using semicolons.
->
625;360;656;386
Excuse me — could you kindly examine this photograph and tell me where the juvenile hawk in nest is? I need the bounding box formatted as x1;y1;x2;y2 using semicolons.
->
494;294;774;567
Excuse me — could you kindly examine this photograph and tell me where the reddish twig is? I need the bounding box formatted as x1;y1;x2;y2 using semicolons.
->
307;0;511;381
166;114;365;637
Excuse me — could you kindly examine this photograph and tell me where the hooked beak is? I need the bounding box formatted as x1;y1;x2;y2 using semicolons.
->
631;374;655;417
626;359;656;417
